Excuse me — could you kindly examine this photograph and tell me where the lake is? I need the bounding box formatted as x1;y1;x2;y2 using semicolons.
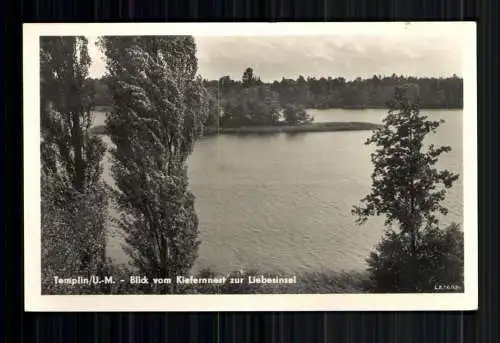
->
96;108;463;274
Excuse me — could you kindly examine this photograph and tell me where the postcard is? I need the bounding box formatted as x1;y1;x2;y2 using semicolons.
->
24;22;477;311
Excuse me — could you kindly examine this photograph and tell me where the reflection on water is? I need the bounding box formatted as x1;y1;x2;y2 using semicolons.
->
98;108;463;273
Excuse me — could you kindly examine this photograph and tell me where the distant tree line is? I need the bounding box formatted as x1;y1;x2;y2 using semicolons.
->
204;68;462;128
278;74;463;109
89;68;462;129
203;70;463;110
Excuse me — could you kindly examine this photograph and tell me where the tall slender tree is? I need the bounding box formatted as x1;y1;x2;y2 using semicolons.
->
99;36;209;292
40;37;107;293
242;67;257;87
352;85;463;292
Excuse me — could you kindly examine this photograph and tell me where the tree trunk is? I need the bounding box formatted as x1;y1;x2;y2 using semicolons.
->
71;111;85;193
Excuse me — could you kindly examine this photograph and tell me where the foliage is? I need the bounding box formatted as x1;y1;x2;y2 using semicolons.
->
206;74;463;109
215;68;280;127
352;86;462;292
40;36;106;191
283;104;313;125
86;76;113;107
40;36;108;293
203;92;222;128
365;223;464;293
90;72;463;125
241;67;262;87
41;171;108;294
222;86;280;127
99;36;209;291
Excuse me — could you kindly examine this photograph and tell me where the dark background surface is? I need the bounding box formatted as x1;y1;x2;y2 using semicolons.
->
4;0;499;341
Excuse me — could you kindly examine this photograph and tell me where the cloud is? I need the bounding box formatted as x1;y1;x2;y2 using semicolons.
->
88;34;462;81
88;37;106;79
196;35;462;81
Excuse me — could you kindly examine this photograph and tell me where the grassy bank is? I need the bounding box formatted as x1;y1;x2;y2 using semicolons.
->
94;105;463;112
330;105;463;110
43;268;373;295
188;269;372;294
90;121;382;136
204;122;382;135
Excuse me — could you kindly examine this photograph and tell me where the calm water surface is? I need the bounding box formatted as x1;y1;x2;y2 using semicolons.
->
96;108;463;273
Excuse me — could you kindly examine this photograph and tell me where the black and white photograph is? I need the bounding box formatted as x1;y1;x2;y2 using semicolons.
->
24;22;477;311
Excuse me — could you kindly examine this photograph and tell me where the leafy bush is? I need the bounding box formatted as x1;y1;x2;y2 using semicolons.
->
366;223;464;293
41;172;108;294
283;104;313;125
353;87;462;293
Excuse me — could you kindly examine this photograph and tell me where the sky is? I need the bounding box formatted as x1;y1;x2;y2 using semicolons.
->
87;34;463;82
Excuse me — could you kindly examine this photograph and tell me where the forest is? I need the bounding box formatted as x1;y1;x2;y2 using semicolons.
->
89;68;462;128
204;69;463;109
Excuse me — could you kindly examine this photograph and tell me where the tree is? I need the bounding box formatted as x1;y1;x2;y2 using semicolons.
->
86;77;113;107
41;170;107;294
204;92;221;128
352;86;462;292
295;75;310;106
99;36;209;292
40;36;108;292
283;104;313;125
242;67;256;87
40;37;105;192
262;87;281;124
219;68;280;127
202;75;464;111
241;86;280;125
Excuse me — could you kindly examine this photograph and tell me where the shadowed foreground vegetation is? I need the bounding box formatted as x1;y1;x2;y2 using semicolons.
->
44;267;373;295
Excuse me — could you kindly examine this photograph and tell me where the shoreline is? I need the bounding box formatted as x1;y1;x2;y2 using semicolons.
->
332;105;463;110
203;122;382;135
91;121;383;136
93;105;463;113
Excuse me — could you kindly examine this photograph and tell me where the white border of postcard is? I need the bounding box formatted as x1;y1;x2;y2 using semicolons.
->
24;22;478;312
